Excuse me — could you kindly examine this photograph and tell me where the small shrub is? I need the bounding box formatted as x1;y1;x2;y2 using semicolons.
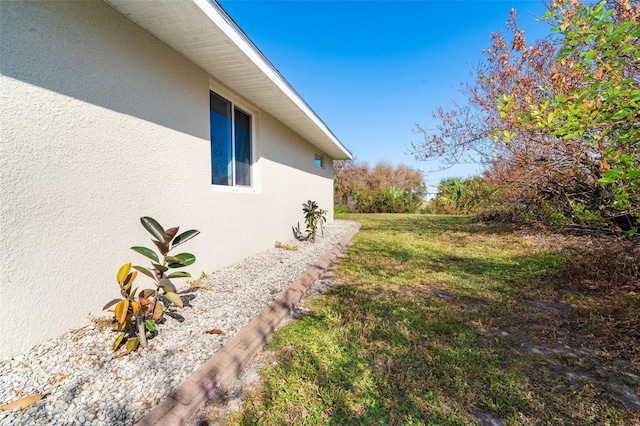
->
302;200;327;242
275;241;299;251
292;201;327;242
104;217;200;353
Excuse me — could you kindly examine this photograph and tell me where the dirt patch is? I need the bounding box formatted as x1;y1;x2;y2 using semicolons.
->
190;348;275;425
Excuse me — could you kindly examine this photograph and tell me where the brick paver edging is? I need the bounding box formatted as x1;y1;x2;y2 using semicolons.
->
137;222;361;426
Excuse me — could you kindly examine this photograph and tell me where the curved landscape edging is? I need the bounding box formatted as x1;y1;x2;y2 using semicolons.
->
137;223;361;426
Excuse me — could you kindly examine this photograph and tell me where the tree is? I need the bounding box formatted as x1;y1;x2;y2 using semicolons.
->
412;0;639;233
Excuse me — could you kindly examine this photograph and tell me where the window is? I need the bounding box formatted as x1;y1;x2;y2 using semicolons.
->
314;153;324;169
210;91;252;186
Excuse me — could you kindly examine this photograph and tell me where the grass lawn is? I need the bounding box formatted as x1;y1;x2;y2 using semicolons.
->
221;214;639;425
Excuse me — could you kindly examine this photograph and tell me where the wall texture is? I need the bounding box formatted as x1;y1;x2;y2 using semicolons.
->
0;1;335;358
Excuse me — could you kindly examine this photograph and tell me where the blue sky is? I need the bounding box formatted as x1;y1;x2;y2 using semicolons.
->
218;0;552;187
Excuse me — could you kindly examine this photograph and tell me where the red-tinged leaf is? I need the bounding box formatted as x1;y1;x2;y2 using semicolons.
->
163;291;183;308
0;393;47;411
131;246;159;263
113;333;126;350
114;348;134;358
116;263;131;284
139;297;150;306
163;227;179;244
133;265;156;280
140;217;165;241
114;300;129;325
171;229;200;248
139;288;155;299
152;240;169;255
123;271;137;287
103;298;121;311
205;329;223;335
151;300;164;320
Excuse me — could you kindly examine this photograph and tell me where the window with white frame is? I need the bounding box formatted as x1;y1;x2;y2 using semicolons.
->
210;91;252;187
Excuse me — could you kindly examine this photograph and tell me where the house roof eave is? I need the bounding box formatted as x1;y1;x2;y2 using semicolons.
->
102;0;352;160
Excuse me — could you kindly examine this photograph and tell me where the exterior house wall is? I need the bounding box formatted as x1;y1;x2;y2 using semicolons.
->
0;1;335;358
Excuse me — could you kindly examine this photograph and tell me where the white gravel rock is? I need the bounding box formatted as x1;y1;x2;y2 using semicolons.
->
0;220;358;425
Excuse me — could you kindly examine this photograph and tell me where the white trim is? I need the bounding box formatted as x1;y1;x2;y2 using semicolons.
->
209;85;260;193
103;0;352;159
192;0;351;159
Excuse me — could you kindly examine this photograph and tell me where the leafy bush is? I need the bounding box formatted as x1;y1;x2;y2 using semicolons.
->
412;0;639;236
334;160;426;213
424;176;498;215
302;200;327;242
104;217;200;353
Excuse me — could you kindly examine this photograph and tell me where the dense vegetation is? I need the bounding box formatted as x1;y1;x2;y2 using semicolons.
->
333;160;426;213
413;0;639;235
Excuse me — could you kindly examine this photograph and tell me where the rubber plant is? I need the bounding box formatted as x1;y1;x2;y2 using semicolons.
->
302;200;327;242
104;217;200;353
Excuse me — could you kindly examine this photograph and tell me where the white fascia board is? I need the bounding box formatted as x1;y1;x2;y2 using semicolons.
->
103;0;351;160
194;0;351;160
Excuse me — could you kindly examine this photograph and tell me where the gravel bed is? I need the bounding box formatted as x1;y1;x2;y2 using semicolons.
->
0;220;359;425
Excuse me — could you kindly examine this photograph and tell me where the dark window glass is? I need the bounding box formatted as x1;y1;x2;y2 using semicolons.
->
210;92;232;186
234;108;251;186
210;91;252;187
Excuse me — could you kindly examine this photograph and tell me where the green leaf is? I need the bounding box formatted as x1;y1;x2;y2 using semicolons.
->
167;253;196;268
629;228;638;237
598;177;616;185
163;291;183;308
167;271;192;279
140;217;165;241
611;109;628;121
159;280;177;293
171;229;200;248
152;263;169;273
144;320;157;332
126;338;140;350
133;265;156;280
131;246;159;263
163;227;179;244
584;50;597;60
615;21;634;34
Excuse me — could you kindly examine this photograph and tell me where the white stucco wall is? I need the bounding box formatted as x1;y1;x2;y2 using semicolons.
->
0;1;335;358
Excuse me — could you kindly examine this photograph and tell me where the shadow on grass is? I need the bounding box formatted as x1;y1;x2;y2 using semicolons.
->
229;214;639;425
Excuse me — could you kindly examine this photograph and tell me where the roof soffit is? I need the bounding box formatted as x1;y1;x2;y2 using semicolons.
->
102;0;351;160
